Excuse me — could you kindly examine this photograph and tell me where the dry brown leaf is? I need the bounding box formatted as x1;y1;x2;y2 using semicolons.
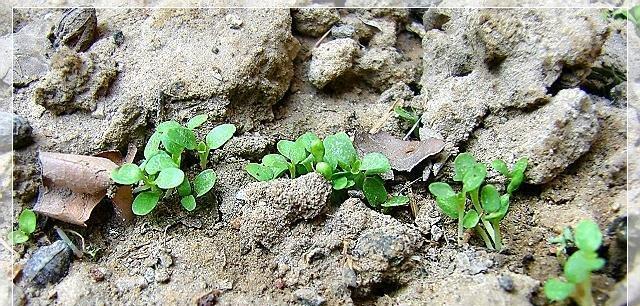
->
355;132;445;172
34;151;134;226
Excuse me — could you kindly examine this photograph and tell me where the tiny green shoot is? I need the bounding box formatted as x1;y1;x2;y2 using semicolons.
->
429;153;527;251
544;220;605;306
9;209;37;244
246;131;408;210
111;114;235;215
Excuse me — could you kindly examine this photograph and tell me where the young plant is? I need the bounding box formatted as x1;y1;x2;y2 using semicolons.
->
548;226;575;263
111;114;235;215
544;220;605;306
8;209;36;244
246;132;408;210
428;153;527;251
394;106;422;138
491;157;528;195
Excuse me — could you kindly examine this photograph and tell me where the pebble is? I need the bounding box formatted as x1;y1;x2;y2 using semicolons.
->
13;114;33;150
154;268;171;283
331;24;355;39
158;251;173;268
89;266;106;282
498;274;514;292
197;289;221;306
113;30;124;46
21;240;72;288
293;288;326;306
225;14;243;29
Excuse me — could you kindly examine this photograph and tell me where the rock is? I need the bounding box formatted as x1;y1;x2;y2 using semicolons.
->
115;276;148;293
498;274;514;292
412;9;607;146
113;31;125;46
225;14;243;29
581;19;626;97
292;8;340;37
354;47;419;91
13;114;33;150
293;288;326;306
239;173;332;247
218;135;274;161
308;38;359;89
468;88;599;184
33;47;118;115
12;22;52;87
14;9;299;155
154;268;171;283
50;8;97;52
331;24;356;39
21;240;73;288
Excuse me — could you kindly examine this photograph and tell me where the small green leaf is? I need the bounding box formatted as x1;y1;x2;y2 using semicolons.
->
361;152;391;174
363;176;388;207
574;220;602;252
181;195;197;211
463;210;480;229
132;191;161;215
166;127;197;150
206;124;236;149
316;161;333;179
145;151;179;175
310;139;324;162
564;250;605;283
301;154;315;173
177;177;191;197
262;154;289;178
393;106;419;125
246;163;273;181
155;168;185;189
9;230;28;244
186;114;208;129
332;176;349;190
277;140;307;164
491;159;510;177
462;163;487;192
382;196;410;207
194;169;217;197
323;132;357;171
144;132;162;159
453;153;476;181
512;157;528;175
295;132;320;152
111;164;144;185
480;184;500;213
544;278;575;301
18;209;36;235
156;121;182;133
161;135;185;156
436;196;460;219
428;182;456;198
485;193;510;221
507;172;524;194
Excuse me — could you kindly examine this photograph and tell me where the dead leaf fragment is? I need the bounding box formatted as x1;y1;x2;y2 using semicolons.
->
355;132;445;172
34;151;133;226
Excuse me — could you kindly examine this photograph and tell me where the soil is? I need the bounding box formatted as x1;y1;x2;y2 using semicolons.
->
2;5;634;306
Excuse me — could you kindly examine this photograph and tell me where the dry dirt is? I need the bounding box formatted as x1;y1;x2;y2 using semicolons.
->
2;5;634;306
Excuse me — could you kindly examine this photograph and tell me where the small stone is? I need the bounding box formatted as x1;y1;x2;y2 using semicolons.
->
331;24;356;39
498;274;514;292
143;267;154;283
197;289;222;306
274;278;286;290
89;266;105;282
292;8;340;37
293;288;326;306
154;268;171;283
115;276;147;293
225;14;243;29
113;31;124;46
158;251;173;268
431;225;443;241
308;38;359;89
13;114;33;150
21;240;73;288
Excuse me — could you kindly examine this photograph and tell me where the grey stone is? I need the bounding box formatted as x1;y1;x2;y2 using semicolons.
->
308;38;359;89
468;88;599;184
331;24;356;39
21;240;73;288
12;22;52;87
293;288;326;306
292;8;340;37
13;114;33;150
354;47;419;91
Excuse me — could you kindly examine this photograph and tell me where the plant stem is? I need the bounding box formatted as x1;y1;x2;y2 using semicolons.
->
491;219;503;251
573;275;595;306
457;208;464;245
288;163;296;179
470;188;497;243
475;225;495;251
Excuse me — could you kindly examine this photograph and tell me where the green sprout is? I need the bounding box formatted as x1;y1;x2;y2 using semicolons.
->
428;153;527;251
548;226;575;263
9;209;37;244
544;220;605;306
246;132;408;210
393;106;422;138
111;114;235;215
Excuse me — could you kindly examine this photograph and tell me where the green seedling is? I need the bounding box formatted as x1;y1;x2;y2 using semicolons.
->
491;157;528;195
394;106;422;138
8;209;37;244
631;6;640;27
429;153;527;251
246;131;408;210
111;114;235;215
548;226;575;263
544;220;605;306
